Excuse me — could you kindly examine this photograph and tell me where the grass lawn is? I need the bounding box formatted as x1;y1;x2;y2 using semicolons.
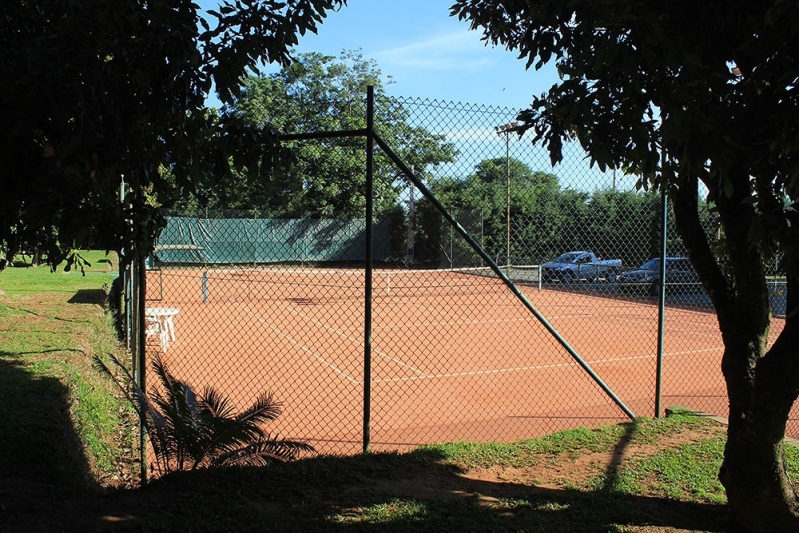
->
1;252;798;532
0;253;137;497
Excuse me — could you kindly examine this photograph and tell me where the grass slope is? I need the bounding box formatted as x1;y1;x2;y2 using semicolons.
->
0;252;135;499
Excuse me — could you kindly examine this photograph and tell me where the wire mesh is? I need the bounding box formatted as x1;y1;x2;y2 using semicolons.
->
139;95;794;466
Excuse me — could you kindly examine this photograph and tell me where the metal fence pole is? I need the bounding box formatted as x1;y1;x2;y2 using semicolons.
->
363;86;374;454
495;122;520;272
129;252;148;484
655;161;668;419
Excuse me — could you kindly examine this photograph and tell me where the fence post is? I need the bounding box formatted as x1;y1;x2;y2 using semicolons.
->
655;160;668;419
131;251;149;484
363;86;374;454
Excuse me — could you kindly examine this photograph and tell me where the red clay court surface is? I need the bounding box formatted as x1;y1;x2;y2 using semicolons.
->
145;267;795;455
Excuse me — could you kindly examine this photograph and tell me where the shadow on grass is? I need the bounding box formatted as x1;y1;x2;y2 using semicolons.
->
0;354;98;530
75;440;731;533
68;289;108;305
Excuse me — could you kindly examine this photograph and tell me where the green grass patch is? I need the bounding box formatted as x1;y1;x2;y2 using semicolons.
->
2;249;116;292
608;436;727;503
784;443;799;479
0;250;135;491
417;414;716;470
330;498;430;524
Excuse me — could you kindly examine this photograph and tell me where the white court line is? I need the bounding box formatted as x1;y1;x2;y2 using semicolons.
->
372;361;581;383
600;315;722;339
545;313;616;321
241;301;724;385
589;346;722;364
390;299;484;322
658;346;723;357
375;312;712;337
376;315;536;330
668;318;718;329
238;304;360;383
273;301;429;377
662;327;721;339
371;346;724;384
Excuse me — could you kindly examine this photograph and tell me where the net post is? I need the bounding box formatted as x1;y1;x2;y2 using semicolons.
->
538;264;542;292
202;271;208;303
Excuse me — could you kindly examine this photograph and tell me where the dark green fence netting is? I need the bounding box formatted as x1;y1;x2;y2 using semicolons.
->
153;217;392;265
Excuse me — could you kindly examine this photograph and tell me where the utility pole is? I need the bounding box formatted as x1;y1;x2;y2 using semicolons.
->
495;121;521;272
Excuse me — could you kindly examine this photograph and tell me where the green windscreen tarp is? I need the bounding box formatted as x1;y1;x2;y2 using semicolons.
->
154;217;391;264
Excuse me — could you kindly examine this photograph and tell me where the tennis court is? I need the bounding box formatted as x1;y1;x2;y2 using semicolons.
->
143;265;791;455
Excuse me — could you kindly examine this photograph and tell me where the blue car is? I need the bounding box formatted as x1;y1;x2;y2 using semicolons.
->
617;257;701;296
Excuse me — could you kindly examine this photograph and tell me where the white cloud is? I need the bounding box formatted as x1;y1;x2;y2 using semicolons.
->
373;31;496;74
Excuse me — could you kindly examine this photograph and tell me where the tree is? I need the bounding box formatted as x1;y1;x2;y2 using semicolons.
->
452;1;799;530
0;0;346;270
582;189;660;269
418;157;561;266
96;353;313;476
177;50;458;218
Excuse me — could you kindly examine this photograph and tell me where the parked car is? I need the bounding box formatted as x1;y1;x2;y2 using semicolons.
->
617;257;702;296
541;251;623;283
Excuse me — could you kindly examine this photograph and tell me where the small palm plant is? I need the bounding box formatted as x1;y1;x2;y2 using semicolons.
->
95;353;314;476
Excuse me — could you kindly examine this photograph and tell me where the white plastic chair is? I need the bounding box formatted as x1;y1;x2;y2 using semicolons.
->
145;315;170;352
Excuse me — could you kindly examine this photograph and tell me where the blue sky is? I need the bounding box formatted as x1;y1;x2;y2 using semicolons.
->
197;1;622;190
287;1;559;107
203;0;559;110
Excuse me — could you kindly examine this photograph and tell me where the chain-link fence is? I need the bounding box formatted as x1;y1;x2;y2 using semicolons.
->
134;91;792;470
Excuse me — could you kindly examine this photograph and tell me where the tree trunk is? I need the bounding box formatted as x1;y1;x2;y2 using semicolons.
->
671;174;799;532
718;318;799;532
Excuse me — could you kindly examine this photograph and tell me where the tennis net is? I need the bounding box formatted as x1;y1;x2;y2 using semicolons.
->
200;265;541;304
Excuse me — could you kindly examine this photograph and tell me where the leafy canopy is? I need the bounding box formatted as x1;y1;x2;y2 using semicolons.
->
451;0;799;276
451;3;799;529
175;50;458;218
1;0;346;268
